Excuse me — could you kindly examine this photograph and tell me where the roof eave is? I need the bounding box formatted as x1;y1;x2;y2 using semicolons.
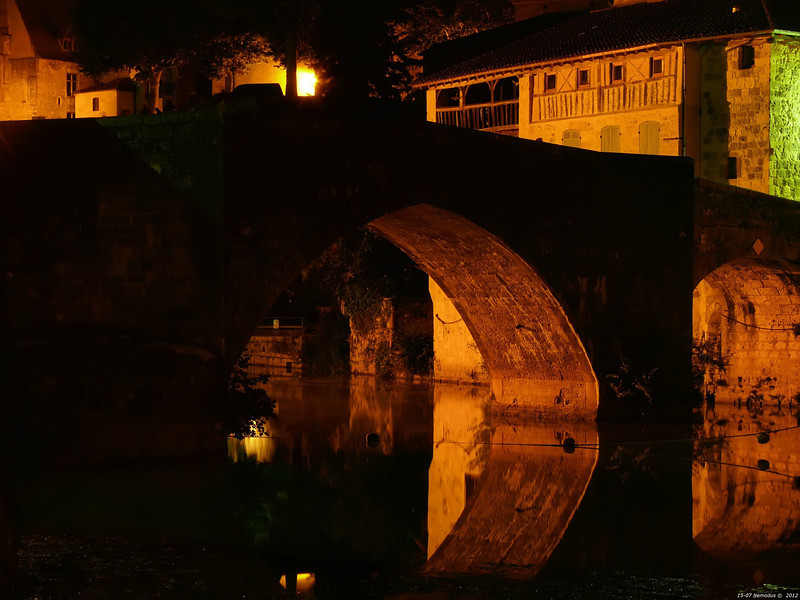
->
415;28;795;90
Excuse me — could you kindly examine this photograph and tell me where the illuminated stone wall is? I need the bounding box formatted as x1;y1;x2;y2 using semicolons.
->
243;328;303;378
429;278;489;385
370;205;599;418
349;299;394;377
0;57;85;120
726;40;771;194
0;0;86;120
693;402;800;560
75;88;135;119
348;298;432;379
693;258;800;404
770;42;800;202
696;44;731;183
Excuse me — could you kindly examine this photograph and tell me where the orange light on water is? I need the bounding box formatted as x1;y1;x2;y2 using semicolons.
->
280;573;315;592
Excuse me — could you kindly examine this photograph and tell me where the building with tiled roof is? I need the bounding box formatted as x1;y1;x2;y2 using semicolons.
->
0;0;89;119
417;0;800;200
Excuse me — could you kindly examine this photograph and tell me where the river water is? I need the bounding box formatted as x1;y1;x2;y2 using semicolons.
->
12;379;800;599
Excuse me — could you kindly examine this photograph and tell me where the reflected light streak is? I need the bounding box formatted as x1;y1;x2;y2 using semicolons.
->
426;383;598;577
693;402;800;561
280;573;315;592
227;433;276;463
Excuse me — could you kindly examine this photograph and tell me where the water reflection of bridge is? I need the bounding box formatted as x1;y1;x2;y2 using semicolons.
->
232;379;800;586
694;401;800;574
425;385;597;577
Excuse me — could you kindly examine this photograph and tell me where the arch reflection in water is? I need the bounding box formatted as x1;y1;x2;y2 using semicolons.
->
426;383;598;578
693;401;800;564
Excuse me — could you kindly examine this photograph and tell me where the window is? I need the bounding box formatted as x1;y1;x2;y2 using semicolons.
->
739;45;755;69
544;73;557;92
650;57;664;77
610;63;624;84
727;156;738;179
562;129;581;148
639;121;660;155
577;69;590;88
601;125;621;152
66;112;75;119
92;97;100;112
66;73;77;96
60;38;74;52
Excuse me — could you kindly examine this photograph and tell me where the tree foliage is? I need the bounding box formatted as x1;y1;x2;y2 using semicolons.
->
397;0;515;60
72;0;513;104
73;0;269;111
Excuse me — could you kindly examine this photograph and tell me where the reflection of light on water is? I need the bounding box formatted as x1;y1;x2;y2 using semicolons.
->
228;418;276;462
228;435;275;463
425;381;599;577
427;384;491;558
280;573;315;592
693;402;800;561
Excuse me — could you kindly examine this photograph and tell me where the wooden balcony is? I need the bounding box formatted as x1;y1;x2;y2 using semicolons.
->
534;75;679;121
436;100;519;133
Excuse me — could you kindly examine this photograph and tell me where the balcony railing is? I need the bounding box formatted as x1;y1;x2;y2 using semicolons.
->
436;100;519;132
534;75;678;121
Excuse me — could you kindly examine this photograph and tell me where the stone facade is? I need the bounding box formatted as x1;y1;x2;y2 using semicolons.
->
0;0;91;120
770;41;800;200
421;5;800;201
693;258;800;404
243;325;303;378
429;278;489;385
349;298;432;379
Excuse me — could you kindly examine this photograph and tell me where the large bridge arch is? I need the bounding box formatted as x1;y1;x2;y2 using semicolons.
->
368;205;598;419
693;257;800;403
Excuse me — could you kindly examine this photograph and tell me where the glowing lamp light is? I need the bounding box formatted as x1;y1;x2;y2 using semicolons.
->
297;69;316;96
280;573;315;592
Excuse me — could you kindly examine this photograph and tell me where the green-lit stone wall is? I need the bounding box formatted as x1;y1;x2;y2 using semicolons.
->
770;42;800;201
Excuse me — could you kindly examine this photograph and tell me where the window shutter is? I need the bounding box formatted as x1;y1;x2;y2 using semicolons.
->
638;121;660;155
562;129;581;148
601;125;621;152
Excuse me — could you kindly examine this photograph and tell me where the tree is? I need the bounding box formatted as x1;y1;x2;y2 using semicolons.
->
73;0;269;112
73;0;513;106
397;0;514;61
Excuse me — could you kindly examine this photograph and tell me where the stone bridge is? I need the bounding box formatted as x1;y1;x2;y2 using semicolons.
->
3;106;800;438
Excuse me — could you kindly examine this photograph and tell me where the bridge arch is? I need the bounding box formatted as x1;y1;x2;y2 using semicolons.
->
368;204;598;419
693;258;800;403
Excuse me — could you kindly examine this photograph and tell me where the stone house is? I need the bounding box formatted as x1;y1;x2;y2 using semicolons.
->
0;0;93;120
417;0;800;200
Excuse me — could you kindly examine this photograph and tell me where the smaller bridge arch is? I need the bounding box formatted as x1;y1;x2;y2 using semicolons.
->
693;258;800;403
369;204;598;419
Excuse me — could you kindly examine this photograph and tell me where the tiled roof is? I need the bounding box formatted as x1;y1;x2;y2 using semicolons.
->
16;0;75;61
75;77;136;94
417;0;800;86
